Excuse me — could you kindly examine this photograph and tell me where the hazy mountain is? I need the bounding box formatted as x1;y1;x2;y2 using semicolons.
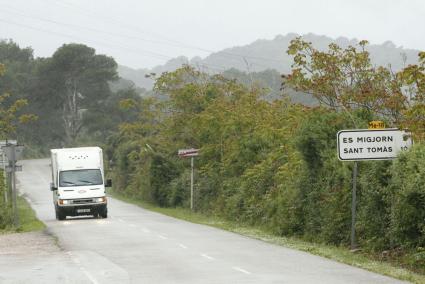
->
117;33;421;95
117;56;191;90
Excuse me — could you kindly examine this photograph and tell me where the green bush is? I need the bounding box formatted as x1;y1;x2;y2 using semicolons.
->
357;160;393;251
149;153;179;207
293;110;353;244
390;144;425;248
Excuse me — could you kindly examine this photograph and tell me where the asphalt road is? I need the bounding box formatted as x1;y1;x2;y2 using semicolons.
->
4;159;405;283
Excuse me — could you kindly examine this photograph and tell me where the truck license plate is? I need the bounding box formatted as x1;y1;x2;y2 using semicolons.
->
77;209;91;213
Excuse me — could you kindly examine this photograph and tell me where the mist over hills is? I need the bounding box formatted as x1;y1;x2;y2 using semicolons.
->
118;33;421;91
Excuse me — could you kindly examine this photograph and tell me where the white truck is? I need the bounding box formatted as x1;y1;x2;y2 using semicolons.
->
50;147;111;220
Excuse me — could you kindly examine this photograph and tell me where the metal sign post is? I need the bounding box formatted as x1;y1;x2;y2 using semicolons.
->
1;142;24;227
190;157;194;210
351;161;358;250
11;150;19;227
178;148;199;211
0;140;17;203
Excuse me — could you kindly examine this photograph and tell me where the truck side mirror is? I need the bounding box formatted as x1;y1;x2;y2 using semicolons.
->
105;179;112;187
50;182;57;191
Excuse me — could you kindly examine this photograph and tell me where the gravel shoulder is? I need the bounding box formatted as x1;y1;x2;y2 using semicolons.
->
0;231;91;284
0;231;59;256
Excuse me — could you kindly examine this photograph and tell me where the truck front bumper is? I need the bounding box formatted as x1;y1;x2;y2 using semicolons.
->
57;198;107;216
58;203;107;216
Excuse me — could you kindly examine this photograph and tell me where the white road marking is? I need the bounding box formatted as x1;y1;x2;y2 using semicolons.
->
200;253;215;260
232;266;252;275
23;195;35;206
158;234;168;240
117;218;125;223
67;251;99;284
129;224;137;228
178;243;188;249
142;228;150;233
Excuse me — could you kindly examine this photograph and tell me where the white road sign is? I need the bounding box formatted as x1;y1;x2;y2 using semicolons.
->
337;129;412;161
2;145;25;161
0;140;17;146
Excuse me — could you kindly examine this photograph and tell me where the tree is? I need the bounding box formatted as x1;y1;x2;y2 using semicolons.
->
0;63;36;139
0;40;34;98
283;37;406;126
397;52;425;141
35;44;118;145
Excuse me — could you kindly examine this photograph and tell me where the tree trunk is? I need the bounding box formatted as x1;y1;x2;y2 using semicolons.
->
63;79;83;145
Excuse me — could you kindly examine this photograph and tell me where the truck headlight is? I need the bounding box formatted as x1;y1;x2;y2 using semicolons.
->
58;199;69;205
96;197;107;203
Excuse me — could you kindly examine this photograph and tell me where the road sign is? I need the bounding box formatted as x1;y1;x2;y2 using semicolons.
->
0;140;17;163
0;140;17;146
178;148;199;157
5;165;22;173
368;121;385;129
0;157;7;168
337;129;412;161
2;145;24;161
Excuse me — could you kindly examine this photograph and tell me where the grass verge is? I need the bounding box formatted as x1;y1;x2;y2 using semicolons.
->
110;190;425;284
17;195;45;232
0;196;45;234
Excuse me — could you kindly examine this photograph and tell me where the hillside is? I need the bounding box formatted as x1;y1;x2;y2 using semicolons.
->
118;33;421;91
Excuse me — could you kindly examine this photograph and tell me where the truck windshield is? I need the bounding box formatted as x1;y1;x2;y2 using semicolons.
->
59;169;103;187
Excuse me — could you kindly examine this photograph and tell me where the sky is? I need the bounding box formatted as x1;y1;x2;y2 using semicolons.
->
0;0;424;69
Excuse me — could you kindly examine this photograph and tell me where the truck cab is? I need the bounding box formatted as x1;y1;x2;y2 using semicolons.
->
50;147;111;220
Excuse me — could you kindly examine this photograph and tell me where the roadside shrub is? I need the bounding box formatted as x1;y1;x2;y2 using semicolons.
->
111;140;141;193
390;144;425;248
294;109;352;244
149;153;179;207
168;169;190;208
357;160;393;251
266;150;306;236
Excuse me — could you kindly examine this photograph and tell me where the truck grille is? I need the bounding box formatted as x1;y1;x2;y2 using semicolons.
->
72;198;94;204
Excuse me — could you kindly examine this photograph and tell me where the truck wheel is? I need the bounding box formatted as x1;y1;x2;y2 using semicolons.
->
100;207;108;218
57;208;66;221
